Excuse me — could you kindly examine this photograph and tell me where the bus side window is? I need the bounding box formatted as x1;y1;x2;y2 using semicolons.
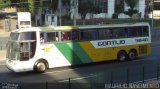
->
72;31;79;40
46;32;59;42
40;32;48;43
81;30;91;41
112;28;127;38
40;33;45;43
62;32;71;41
142;26;149;36
91;30;97;40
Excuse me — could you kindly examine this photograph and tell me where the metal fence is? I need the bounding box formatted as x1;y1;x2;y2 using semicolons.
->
1;63;160;89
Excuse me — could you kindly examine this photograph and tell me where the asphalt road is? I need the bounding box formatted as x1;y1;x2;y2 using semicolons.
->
0;45;159;89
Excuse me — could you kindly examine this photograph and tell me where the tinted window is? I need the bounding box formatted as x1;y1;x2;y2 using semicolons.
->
98;29;112;40
81;30;97;41
20;32;36;40
112;28;127;38
47;32;59;42
72;31;79;41
128;27;143;37
61;31;72;41
142;26;149;36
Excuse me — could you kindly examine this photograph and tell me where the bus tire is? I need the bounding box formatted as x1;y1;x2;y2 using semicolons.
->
34;60;48;73
117;51;127;61
128;50;137;60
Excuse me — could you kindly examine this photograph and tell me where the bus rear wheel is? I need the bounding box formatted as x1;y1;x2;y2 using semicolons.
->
117;51;127;61
128;50;137;60
35;61;47;73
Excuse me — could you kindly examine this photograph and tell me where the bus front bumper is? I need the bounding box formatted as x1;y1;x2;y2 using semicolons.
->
6;59;33;72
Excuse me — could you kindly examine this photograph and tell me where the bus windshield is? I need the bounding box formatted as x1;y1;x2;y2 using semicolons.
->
7;32;37;61
7;41;20;60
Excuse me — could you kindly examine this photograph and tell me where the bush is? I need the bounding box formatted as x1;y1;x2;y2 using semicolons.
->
112;13;118;19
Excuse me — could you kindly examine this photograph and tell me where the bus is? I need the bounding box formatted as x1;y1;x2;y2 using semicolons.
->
6;22;151;72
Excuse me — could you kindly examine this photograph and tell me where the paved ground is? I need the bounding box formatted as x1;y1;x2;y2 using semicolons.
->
0;32;10;61
0;51;6;61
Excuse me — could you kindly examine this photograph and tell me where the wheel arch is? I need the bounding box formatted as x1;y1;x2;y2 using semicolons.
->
117;50;127;59
129;48;138;56
33;58;49;70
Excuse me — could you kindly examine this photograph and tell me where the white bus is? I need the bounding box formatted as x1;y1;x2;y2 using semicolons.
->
6;23;151;72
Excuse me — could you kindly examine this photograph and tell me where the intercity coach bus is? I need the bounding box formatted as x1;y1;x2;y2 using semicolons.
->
6;23;151;72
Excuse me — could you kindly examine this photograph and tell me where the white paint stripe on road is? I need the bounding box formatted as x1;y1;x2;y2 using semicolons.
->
58;74;98;82
43;68;79;74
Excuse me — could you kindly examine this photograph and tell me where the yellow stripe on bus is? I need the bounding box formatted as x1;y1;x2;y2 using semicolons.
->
79;41;151;62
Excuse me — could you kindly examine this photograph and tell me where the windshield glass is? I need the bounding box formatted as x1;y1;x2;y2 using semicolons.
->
19;32;36;41
7;32;37;61
7;41;20;60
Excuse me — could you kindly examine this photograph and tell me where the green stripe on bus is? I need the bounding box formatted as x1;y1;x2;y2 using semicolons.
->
55;43;83;65
67;42;92;63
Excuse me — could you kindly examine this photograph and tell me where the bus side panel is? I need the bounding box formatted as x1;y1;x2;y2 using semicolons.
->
54;42;92;65
79;41;115;62
79;42;151;62
52;42;151;66
137;43;151;57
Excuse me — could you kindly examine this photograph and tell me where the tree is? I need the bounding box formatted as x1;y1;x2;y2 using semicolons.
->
0;0;11;9
145;0;152;18
124;0;138;17
78;0;89;20
50;0;70;13
27;0;35;15
115;0;124;14
78;0;100;23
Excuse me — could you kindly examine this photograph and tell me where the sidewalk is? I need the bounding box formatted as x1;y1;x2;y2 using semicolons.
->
0;50;6;61
0;32;10;37
0;32;9;61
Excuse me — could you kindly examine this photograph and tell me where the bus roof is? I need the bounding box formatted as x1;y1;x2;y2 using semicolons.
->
39;26;78;31
79;22;150;29
39;22;150;31
12;22;150;32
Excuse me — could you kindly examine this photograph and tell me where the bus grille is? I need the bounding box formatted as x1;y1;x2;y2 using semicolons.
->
139;45;148;55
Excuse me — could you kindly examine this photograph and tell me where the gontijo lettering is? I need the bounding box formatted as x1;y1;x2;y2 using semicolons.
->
98;40;125;46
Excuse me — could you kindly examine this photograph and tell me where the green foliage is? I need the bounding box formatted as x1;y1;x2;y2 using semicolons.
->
28;0;35;15
78;0;89;20
124;9;138;17
125;0;137;9
50;0;58;13
145;1;152;14
78;0;101;20
112;13;118;19
124;0;138;17
61;0;70;6
0;0;11;9
50;0;70;13
115;3;124;14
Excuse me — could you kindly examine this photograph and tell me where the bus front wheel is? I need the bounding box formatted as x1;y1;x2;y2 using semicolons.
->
35;61;47;73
